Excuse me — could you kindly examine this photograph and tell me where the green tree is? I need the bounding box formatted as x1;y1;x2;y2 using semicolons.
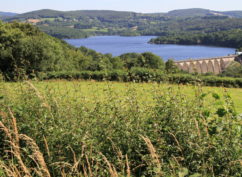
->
141;52;165;69
165;59;179;73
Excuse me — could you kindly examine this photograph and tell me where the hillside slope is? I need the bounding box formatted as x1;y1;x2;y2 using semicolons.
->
3;8;242;39
0;12;18;17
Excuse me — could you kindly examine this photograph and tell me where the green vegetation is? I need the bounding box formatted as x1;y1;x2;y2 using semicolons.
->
218;55;242;77
1;21;242;89
0;21;167;80
4;9;242;39
35;71;242;88
0;81;241;176
0;14;241;177
150;29;242;49
221;61;242;78
2;8;242;51
38;25;91;38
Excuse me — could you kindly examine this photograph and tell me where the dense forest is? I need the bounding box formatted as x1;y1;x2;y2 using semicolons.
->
149;29;242;49
3;9;242;39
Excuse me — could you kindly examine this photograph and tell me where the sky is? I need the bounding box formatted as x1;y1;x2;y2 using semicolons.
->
1;0;242;13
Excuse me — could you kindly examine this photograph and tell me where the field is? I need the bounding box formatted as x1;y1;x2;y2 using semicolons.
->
0;80;241;176
2;80;242;113
82;27;109;33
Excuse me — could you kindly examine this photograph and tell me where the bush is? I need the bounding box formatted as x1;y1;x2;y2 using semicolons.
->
37;71;242;88
168;74;200;84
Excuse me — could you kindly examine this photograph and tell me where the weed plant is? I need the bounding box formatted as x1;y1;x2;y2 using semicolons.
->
0;81;241;176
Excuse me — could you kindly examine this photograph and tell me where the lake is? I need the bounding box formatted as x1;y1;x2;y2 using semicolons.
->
65;36;235;60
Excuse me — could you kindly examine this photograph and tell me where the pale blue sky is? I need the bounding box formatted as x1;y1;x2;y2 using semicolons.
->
1;0;242;13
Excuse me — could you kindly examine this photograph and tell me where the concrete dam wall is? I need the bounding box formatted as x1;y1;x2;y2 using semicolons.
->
175;55;237;74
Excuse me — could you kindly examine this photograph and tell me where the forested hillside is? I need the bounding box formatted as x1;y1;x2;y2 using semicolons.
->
3;8;242;38
149;29;242;49
0;12;18;17
0;12;18;20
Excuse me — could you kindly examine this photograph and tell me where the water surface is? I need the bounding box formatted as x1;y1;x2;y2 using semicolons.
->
65;36;235;60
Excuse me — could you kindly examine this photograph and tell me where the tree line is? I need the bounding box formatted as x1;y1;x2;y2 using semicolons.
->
150;29;242;48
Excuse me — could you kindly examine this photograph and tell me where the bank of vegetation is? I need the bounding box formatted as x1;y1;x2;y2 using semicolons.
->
1;21;242;87
149;29;242;49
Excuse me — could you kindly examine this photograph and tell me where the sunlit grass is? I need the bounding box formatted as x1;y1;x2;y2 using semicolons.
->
1;80;241;176
3;80;242;113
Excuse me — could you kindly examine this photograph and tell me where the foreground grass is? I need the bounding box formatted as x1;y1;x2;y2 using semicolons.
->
0;80;241;176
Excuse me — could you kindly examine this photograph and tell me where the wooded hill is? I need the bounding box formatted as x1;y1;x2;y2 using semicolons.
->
0;12;18;19
3;8;242;38
0;12;18;17
5;8;242;19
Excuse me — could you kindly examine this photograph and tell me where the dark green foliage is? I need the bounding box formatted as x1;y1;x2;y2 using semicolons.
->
129;67;165;82
37;71;242;88
150;29;242;49
40;69;165;83
38;25;90;39
169;74;242;87
235;54;242;64
120;52;164;70
165;59;179;74
42;70;128;81
0;21;169;80
0;21;82;79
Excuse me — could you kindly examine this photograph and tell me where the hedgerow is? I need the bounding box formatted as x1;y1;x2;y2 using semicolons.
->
36;70;242;88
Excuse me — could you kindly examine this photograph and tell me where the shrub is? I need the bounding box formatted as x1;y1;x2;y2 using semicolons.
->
33;71;242;88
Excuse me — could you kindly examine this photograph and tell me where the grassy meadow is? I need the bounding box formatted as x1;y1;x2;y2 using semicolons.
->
0;80;241;176
2;80;242;113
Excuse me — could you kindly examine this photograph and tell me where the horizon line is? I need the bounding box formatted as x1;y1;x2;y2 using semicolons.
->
2;7;242;14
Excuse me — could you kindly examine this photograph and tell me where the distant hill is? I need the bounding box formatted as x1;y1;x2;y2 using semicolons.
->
165;8;242;18
3;8;242;19
6;9;137;20
222;11;242;18
166;8;213;17
1;8;225;19
3;8;242;39
0;12;18;17
166;8;242;18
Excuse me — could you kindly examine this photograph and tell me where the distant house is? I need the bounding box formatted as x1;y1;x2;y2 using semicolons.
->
26;19;41;24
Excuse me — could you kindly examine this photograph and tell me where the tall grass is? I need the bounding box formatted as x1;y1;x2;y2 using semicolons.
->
0;81;241;176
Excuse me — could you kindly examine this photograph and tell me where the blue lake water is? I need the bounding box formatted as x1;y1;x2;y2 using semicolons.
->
65;36;235;61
